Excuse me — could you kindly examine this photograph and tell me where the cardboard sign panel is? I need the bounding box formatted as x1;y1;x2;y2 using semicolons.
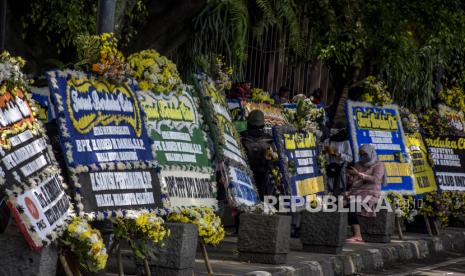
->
227;99;242;121
8;174;70;250
138;88;216;209
228;165;260;206
48;70;153;167
438;104;465;133
273;125;325;197
424;136;465;192
194;74;260;208
0;91;54;184
346;100;414;194
405;133;438;194
241;100;288;126
194;74;248;166
77;170;162;213
47;70;161;216
138;89;210;168
0;89;34;133
1;130;51;187
159;169;217;208
0;88;71;250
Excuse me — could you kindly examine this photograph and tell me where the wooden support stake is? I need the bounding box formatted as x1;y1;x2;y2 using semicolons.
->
117;245;124;276
200;242;213;275
108;239;118;255
424;214;433;237
59;254;74;276
143;258;152;276
395;217;404;240
432;218;441;236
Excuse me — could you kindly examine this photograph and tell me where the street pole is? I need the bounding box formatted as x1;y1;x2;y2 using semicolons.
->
0;0;6;51
97;0;116;34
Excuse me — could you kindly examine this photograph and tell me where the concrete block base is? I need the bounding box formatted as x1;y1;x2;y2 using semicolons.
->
143;223;198;274
300;211;347;254
238;214;291;264
302;245;343;254
358;210;395;243
0;220;57;276
150;267;193;276
239;252;287;264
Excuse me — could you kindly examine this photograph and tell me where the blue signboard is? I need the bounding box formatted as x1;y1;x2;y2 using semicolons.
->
228;166;260;206
47;70;161;216
346;100;414;193
273;125;325;198
194;73;260;208
31;87;56;123
47;70;154;167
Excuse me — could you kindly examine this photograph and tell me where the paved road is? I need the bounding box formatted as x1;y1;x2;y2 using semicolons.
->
363;253;465;276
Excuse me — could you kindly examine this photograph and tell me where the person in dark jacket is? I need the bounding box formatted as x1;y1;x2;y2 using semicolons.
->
272;86;290;104
230;81;252;99
323;126;353;196
240;110;276;200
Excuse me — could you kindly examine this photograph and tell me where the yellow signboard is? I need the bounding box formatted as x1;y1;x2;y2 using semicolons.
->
406;133;438;194
295;176;325;197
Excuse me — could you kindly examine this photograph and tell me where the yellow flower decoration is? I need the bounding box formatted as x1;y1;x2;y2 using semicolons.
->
134;212;168;244
360;76;393;106
59;217;108;272
168;207;225;246
76;33;132;82
439;87;465;113
112;211;169;260
419;191;453;227
0;51;28;92
128;49;182;94
251;88;275;104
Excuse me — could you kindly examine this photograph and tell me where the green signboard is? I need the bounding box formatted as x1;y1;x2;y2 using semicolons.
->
138;88;210;168
138;87;216;209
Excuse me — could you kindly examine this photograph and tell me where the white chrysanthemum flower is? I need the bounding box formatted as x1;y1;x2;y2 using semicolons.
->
96;212;105;220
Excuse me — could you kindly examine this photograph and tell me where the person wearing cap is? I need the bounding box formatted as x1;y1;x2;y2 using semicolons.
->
240;110;276;200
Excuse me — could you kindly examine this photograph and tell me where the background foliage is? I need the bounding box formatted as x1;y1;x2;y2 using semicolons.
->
12;0;465;110
178;0;465;110
19;0;148;65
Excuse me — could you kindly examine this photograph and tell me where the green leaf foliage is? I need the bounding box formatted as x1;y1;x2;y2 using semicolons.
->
185;0;465;110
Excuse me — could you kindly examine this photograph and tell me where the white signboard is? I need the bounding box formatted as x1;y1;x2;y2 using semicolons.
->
9;174;71;250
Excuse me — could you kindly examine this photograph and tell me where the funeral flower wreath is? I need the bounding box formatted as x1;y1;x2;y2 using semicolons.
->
48;69;166;219
0;52;73;247
194;72;261;210
134;72;217;210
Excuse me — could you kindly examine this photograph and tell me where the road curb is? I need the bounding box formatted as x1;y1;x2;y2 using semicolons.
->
246;230;465;276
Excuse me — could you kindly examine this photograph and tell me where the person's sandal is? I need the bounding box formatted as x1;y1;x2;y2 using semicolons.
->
345;237;365;243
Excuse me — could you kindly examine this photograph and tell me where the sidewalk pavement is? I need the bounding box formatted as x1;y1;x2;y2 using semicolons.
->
193;228;465;275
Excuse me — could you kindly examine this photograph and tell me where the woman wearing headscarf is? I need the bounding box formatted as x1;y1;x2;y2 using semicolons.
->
345;144;386;243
